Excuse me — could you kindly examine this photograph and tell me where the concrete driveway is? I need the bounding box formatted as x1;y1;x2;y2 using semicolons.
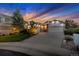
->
0;27;78;55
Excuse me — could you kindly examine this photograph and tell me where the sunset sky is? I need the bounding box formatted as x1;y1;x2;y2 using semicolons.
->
0;3;79;23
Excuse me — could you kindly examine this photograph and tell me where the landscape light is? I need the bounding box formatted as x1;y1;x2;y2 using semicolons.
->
12;27;19;33
44;25;47;29
40;25;44;29
28;25;31;29
37;24;40;27
13;27;16;31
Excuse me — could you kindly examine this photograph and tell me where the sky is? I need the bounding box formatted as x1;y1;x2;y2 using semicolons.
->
0;3;79;23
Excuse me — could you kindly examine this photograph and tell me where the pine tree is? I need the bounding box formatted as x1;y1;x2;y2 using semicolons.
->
12;9;25;31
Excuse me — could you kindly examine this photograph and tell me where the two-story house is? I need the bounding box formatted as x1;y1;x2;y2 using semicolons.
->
0;14;19;35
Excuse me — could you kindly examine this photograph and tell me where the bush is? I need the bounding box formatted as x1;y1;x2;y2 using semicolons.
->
64;29;74;35
65;35;73;41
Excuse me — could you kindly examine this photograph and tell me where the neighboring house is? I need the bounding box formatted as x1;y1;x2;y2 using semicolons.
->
0;14;19;35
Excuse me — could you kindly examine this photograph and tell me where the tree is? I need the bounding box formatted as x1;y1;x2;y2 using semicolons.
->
65;19;78;29
12;9;25;31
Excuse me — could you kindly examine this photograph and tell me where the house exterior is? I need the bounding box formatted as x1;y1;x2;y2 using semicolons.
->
0;14;19;35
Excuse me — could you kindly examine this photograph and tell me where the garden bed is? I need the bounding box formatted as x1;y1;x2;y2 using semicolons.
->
0;32;31;42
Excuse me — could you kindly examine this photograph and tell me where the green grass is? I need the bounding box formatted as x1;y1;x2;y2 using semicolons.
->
0;33;30;42
64;28;79;35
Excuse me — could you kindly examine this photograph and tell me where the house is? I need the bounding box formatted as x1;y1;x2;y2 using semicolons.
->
0;14;19;35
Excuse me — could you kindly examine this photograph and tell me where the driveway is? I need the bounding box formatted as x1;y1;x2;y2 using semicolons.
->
0;27;78;55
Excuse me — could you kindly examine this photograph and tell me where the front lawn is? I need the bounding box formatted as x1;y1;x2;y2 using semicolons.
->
64;28;79;35
0;32;31;42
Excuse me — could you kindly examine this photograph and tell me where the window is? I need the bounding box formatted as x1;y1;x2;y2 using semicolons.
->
5;18;12;23
5;18;10;22
0;17;2;23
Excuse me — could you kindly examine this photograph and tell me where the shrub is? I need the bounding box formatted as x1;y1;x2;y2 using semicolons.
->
0;32;31;42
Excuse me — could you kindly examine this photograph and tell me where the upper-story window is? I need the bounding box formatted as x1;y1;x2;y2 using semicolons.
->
0;16;12;23
5;18;12;23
